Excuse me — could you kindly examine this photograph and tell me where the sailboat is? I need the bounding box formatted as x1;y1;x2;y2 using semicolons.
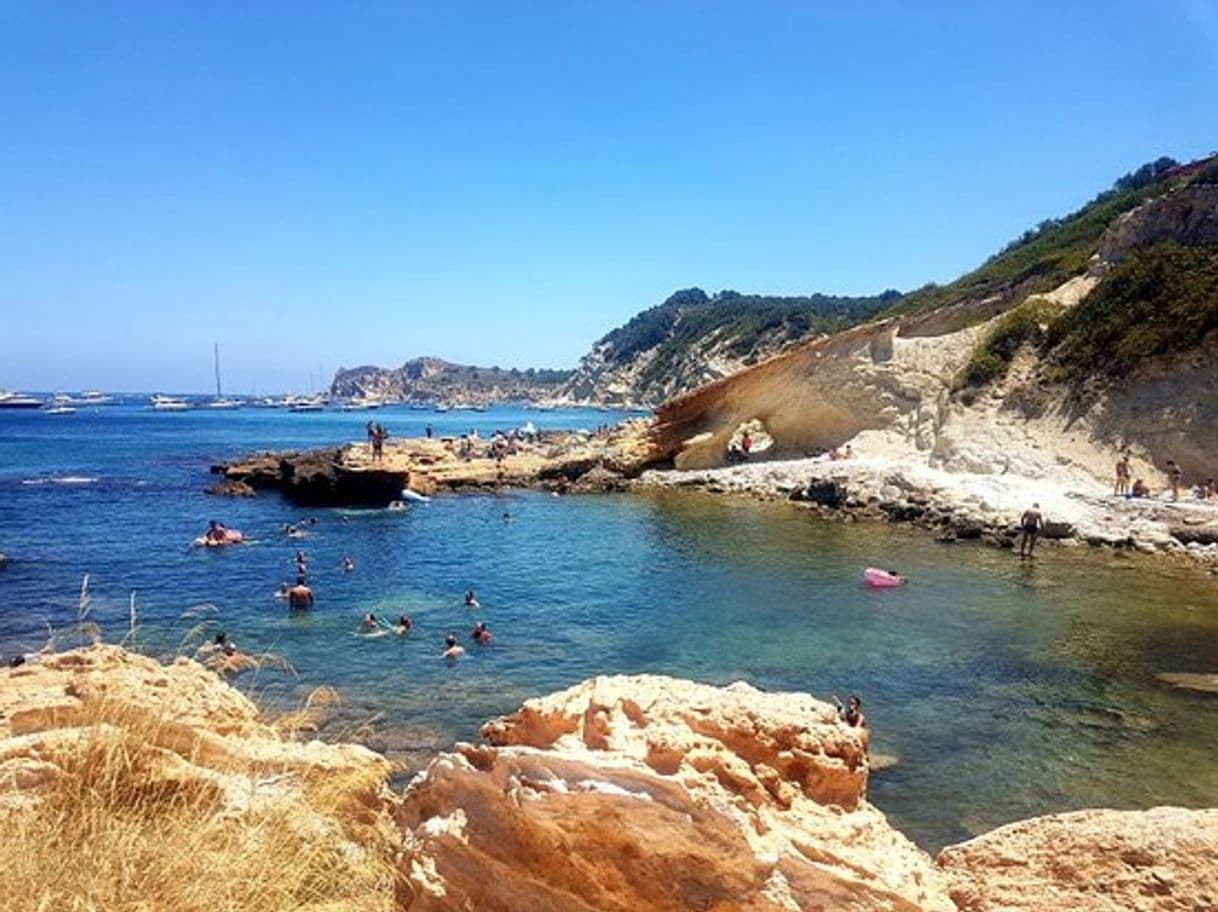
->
206;343;242;409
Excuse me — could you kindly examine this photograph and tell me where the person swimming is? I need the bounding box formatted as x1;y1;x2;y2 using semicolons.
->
273;581;290;600
471;622;492;644
443;634;466;660
341;555;355;572
358;612;381;633
464;589;481;609
392;615;413;636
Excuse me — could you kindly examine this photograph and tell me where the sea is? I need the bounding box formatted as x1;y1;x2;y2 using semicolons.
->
2;400;1217;850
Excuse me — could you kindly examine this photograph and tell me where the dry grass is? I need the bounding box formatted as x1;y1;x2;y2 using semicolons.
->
0;695;401;912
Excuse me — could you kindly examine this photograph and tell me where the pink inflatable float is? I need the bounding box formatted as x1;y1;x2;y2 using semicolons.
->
863;567;905;588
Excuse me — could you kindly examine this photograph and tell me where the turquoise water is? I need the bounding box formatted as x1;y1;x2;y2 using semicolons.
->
2;403;1217;850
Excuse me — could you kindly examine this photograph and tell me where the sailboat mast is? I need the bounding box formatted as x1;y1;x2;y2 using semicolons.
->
214;342;221;398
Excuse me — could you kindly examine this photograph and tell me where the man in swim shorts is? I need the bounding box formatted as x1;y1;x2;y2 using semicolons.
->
1019;502;1044;559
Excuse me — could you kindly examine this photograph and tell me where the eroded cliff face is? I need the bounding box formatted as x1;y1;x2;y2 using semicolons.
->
652;182;1218;480
397;675;954;911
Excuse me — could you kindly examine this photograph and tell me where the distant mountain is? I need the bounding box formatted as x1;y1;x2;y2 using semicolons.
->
330;357;572;405
555;288;901;406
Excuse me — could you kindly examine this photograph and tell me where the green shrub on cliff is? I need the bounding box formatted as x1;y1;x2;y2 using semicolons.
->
957;296;1062;389
1047;242;1218;377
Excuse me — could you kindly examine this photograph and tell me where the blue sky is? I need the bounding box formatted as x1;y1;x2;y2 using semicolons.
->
1;1;1215;393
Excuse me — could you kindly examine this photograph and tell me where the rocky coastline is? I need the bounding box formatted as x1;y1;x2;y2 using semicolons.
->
3;646;1216;911
636;453;1218;571
209;421;657;506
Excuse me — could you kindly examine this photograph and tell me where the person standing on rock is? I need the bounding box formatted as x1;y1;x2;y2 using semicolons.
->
1166;460;1183;501
1114;453;1131;496
1019;503;1044;559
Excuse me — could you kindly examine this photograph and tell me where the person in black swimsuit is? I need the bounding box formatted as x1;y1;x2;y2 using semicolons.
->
1019;503;1044;559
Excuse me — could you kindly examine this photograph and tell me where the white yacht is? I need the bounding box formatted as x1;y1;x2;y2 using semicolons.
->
206;343;243;409
43;404;77;415
78;390;116;406
286;394;327;412
149;394;190;411
0;391;43;409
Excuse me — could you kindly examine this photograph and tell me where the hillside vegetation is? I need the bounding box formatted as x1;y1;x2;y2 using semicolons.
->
888;157;1184;319
1048;242;1218;378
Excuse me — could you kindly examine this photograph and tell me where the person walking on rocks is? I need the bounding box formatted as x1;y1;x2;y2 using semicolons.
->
1019;503;1044;560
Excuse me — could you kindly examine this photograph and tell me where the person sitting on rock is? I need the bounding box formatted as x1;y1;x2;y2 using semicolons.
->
1132;478;1151;498
833;694;867;730
288;575;314;611
443;634;466;660
471;622;492;644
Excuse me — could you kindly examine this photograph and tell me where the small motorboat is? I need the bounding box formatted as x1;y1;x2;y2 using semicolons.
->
43;405;77;415
863;567;906;588
402;488;431;503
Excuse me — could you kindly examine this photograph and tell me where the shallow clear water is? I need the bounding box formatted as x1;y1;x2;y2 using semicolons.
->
2;403;1217;850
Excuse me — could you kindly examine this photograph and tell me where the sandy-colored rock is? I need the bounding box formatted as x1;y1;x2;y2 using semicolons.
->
0;646;392;817
937;807;1218;912
397;675;953;911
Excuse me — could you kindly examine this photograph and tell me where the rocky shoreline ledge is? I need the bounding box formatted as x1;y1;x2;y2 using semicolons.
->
210;422;656;506
637;453;1218;570
209;424;1218;570
2;646;1216;910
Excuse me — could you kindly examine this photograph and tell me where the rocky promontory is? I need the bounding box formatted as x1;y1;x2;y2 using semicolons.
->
211;420;661;506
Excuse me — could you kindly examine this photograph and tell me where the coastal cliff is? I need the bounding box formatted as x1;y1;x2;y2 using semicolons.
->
636;161;1218;562
3;648;1216;911
331;357;572;406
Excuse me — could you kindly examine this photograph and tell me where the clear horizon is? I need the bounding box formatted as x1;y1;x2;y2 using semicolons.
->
2;1;1216;393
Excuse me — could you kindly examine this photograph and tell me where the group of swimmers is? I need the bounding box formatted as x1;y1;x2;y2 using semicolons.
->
352;596;492;660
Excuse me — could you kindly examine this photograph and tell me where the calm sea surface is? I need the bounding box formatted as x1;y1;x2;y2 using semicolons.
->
1;402;1216;850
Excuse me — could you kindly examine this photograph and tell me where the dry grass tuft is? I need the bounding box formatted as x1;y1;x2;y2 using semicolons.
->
0;694;400;911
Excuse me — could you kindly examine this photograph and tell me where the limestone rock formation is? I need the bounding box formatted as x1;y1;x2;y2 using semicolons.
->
396;675;953;911
0;646;392;815
0;646;401;910
938;807;1218;912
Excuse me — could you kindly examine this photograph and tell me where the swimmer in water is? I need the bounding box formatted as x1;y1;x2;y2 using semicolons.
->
443;634;466;660
287;575;314;611
471;622;492;644
463;589;481;609
341;555;355;572
392;615;413;636
358;612;381;633
274;581;290;600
